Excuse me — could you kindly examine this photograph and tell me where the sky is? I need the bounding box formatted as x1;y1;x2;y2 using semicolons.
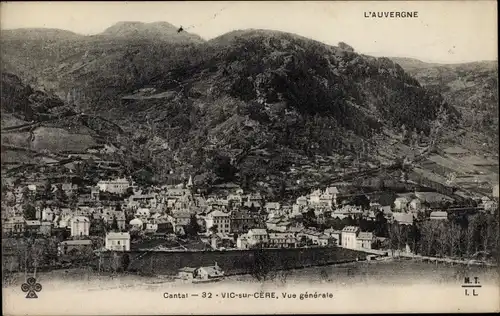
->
1;1;497;63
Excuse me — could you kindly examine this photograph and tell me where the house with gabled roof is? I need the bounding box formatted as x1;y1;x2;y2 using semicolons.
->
356;232;374;249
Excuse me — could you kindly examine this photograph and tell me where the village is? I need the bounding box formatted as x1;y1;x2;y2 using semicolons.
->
2;169;499;277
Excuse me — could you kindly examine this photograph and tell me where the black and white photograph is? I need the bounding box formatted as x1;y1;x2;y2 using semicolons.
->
1;1;498;314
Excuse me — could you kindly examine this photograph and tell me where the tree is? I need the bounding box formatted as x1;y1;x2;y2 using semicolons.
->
279;180;287;200
407;222;421;254
121;253;131;271
352;194;370;210
388;222;403;255
23;203;37;220
54;184;68;206
341;215;355;228
111;216;119;231
249;204;258;213
69;193;78;208
250;248;274;281
303;209;317;228
42;180;54;200
209;224;218;234
21;187;33;204
186;215;201;238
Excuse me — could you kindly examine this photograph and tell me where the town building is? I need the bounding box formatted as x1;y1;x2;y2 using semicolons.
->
128;192;158;208
265;202;281;213
194;263;225;280
268;232;297;248
205;210;231;235
97;178;130;194
324;228;341;246
230;211;265;234
40;221;52;236
41;207;56;222
70;216;90;237
356;232;374;249
144;223;158;234
245;193;263;209
296;196;308;207
341;226;360;249
246;228;269;247
135;208;150;218
393;196;410;211
492;184;499;199
129;218;144;230
2;216;25;236
177;267;197;280
236;234;250;249
59;239;93;255
297;229;323;246
324;186;339;205
392;213;414;225
409;198;422;211
25;220;41;235
168;211;192;232
318;234;333;247
105;232;131;251
430;211;448;220
309;189;322;205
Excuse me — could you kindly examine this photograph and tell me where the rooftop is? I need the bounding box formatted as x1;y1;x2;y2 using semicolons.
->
358;232;374;240
248;228;268;235
60;239;93;245
106;232;130;239
430;211;448;217
342;226;360;233
207;210;230;218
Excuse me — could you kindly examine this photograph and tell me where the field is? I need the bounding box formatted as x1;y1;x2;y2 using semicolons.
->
32;127;97;153
416;144;499;198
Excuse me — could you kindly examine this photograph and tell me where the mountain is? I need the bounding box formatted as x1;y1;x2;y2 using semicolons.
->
392;57;498;154
0;72;127;178
99;21;205;43
1;26;460;193
1;23;204;90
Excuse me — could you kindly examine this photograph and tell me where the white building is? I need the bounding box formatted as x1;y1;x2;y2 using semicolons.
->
430;211;448;220
129;218;144;230
356;232;374;249
97;178;130;194
246;228;269;247
41;207;55;222
409;198;422;211
393;212;414;225
105;232;131;251
296;196;308;207
264;202;281;212
393;197;410;211
309;189;322;205
493;184;499;199
324;186;339;204
70;216;90;237
236;234;250;249
268;232;297;248
341;226;359;249
205;210;231;235
135;208;150;218
144;223;158;234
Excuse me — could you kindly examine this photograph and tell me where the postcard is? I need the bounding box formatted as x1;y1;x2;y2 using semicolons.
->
1;1;498;315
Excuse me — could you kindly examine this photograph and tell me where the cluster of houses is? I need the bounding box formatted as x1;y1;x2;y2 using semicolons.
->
2;175;499;257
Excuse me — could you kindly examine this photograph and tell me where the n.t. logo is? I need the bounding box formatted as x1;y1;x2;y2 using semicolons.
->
21;277;42;299
462;276;481;296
